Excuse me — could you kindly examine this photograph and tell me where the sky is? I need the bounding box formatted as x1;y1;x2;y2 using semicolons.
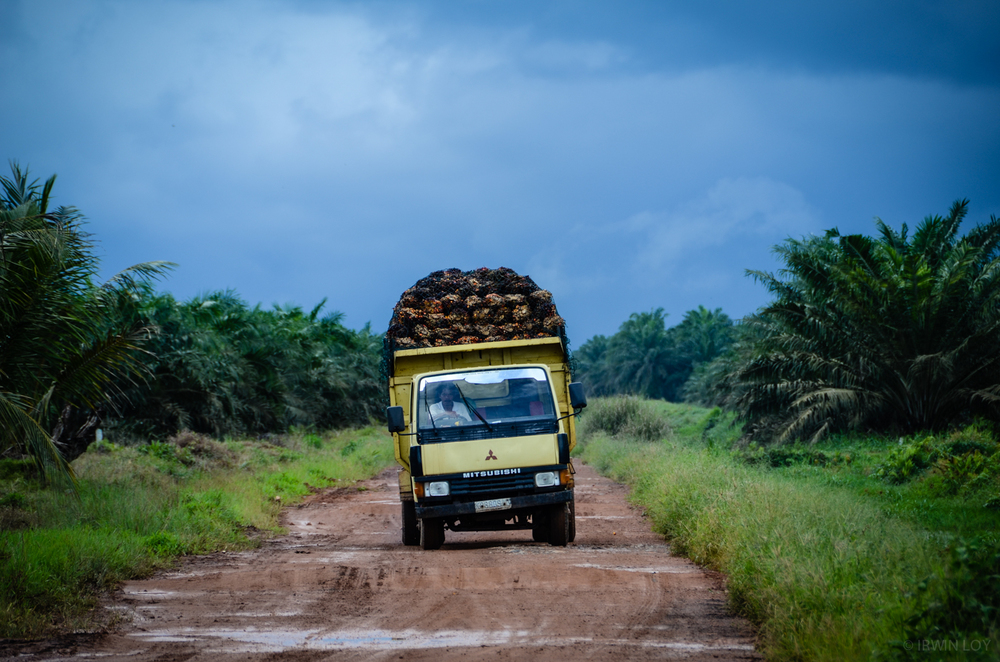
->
3;0;999;344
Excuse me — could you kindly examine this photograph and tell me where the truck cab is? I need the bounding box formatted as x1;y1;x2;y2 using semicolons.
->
386;338;585;549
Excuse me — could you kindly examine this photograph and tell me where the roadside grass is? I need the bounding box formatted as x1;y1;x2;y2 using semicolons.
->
0;426;393;639
576;397;1000;662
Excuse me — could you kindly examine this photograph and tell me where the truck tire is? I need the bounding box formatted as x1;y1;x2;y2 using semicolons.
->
568;496;576;543
401;501;419;546
532;509;548;542
547;503;569;547
420;517;445;550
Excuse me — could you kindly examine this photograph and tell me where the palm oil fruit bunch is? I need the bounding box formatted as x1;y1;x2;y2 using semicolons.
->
387;267;564;349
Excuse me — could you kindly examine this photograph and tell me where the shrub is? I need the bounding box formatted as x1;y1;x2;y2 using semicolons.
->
873;437;941;484
580;396;671;442
169;430;234;464
738;444;853;468
925;453;988;496
143;532;185;557
874;426;1000;496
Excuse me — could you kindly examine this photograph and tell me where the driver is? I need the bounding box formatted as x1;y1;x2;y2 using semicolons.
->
429;382;473;424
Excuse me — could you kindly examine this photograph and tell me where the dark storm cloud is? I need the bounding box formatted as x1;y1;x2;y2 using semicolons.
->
368;0;1000;83
2;0;998;341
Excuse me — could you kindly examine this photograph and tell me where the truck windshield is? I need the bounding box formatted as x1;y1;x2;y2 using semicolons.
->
416;367;558;443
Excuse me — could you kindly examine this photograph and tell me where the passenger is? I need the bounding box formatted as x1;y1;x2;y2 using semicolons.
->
429;382;473;424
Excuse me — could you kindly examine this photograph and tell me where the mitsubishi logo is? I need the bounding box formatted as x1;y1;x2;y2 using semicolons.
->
485;450;498;461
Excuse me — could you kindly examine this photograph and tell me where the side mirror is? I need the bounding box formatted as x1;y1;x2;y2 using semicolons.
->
568;382;587;410
386;406;406;433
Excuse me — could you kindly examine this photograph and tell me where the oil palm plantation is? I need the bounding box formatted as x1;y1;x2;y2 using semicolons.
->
577;308;690;400
576;307;738;401
737;200;1000;442
0;163;172;478
111;290;384;439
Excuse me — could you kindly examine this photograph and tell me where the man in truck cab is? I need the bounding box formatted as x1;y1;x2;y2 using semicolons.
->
428;382;473;424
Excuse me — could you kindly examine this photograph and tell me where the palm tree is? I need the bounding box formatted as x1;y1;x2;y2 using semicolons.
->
574;334;612;396
0;162;172;478
576;307;737;401
603;308;686;400
674;306;736;365
682;320;746;408
736;200;1000;442
606;308;668;398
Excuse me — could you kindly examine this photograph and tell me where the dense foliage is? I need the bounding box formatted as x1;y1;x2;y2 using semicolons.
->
1;162;384;476
575;306;736;401
108;290;385;439
734;200;1000;443
0;163;171;478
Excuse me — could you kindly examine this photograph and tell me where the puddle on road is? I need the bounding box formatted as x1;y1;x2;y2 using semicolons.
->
123;589;182;599
283;550;367;564
129;626;754;654
571;563;698;574
561;545;670;555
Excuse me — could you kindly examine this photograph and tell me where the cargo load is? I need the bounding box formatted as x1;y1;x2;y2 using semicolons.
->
384;267;565;351
384;267;586;550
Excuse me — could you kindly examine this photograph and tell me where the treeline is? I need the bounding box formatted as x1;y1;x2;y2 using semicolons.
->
0;163;383;480
108;290;384;445
574;306;737;403
586;199;1000;445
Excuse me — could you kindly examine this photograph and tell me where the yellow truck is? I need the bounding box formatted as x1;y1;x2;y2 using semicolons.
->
385;336;587;549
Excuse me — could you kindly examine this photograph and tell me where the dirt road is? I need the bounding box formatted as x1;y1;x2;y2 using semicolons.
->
6;464;758;661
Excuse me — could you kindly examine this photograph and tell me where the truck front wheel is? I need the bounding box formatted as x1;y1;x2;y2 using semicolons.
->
401;501;419;546
532;509;548;542
547;503;569;547
420;517;445;550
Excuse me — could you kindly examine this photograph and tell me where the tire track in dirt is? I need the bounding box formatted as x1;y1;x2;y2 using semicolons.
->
3;464;759;661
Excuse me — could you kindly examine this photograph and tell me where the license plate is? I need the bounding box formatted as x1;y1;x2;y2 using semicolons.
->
475;498;512;513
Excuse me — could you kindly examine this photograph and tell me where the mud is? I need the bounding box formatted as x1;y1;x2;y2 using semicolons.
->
2;464;758;661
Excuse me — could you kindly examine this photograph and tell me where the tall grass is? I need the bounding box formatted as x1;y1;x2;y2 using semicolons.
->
0;427;393;638
579;395;671;442
577;399;1000;661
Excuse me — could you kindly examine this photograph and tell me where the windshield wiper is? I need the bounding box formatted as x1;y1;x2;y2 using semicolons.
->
456;386;493;431
423;392;438;430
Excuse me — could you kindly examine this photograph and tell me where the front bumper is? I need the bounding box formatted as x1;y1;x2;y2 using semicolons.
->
415;489;572;519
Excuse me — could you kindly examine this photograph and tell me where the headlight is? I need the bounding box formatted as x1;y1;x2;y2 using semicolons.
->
534;471;558;488
427;481;450;497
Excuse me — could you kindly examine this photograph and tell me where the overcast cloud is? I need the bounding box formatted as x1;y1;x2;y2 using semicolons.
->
2;0;998;342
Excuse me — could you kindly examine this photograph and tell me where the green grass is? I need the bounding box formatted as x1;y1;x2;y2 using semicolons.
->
575;398;1000;661
0;426;393;638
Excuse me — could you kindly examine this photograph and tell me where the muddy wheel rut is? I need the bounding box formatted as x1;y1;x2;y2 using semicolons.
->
3;464;759;661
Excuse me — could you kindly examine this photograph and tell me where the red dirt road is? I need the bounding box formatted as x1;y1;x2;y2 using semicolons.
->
4;464;759;661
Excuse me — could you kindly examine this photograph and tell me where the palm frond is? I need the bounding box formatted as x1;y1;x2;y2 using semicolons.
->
0;391;74;483
735;200;1000;442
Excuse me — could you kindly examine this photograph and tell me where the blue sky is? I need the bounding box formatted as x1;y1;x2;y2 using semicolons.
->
3;0;999;343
